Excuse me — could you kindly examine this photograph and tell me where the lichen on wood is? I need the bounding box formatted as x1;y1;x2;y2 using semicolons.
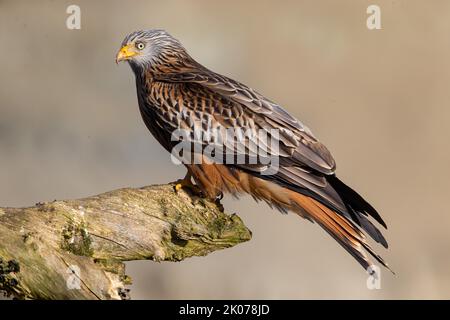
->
0;184;251;300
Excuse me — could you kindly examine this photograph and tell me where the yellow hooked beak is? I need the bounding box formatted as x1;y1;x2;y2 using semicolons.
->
116;44;138;64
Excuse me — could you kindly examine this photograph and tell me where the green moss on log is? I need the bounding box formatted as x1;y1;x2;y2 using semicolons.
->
61;221;94;257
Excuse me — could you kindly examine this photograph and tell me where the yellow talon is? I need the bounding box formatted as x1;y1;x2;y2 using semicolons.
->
174;172;192;193
173;172;205;197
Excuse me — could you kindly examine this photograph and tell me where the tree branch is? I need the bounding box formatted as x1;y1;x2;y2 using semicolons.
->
0;184;252;300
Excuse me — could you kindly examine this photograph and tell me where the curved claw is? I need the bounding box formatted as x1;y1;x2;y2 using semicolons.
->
216;191;224;201
214;198;225;212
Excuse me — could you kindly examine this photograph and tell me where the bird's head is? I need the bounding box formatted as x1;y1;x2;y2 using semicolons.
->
116;29;189;71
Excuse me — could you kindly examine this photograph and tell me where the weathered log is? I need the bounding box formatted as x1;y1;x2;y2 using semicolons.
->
0;184;251;299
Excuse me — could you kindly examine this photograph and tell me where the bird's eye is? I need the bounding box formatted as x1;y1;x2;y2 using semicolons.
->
135;42;145;50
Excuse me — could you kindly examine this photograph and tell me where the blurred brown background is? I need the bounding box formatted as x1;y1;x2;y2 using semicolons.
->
1;0;449;299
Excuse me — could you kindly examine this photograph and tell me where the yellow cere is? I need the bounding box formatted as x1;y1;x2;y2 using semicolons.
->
116;44;138;63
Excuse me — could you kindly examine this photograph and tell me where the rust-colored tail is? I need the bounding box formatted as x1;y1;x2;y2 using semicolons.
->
235;171;391;272
287;190;390;271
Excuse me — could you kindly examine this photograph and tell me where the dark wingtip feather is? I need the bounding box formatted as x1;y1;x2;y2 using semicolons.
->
327;175;387;229
354;211;389;248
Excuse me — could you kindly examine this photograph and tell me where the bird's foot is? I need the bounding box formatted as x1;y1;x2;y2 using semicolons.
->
173;173;225;211
214;194;224;212
173;173;204;198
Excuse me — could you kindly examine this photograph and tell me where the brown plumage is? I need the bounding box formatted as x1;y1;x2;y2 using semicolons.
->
116;29;390;272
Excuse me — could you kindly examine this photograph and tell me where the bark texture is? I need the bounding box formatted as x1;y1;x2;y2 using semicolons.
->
0;184;251;299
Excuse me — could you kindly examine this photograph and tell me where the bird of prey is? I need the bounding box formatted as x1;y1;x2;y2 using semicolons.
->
116;29;390;271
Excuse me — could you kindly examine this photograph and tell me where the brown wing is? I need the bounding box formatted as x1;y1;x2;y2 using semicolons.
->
145;76;346;212
154;67;336;175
